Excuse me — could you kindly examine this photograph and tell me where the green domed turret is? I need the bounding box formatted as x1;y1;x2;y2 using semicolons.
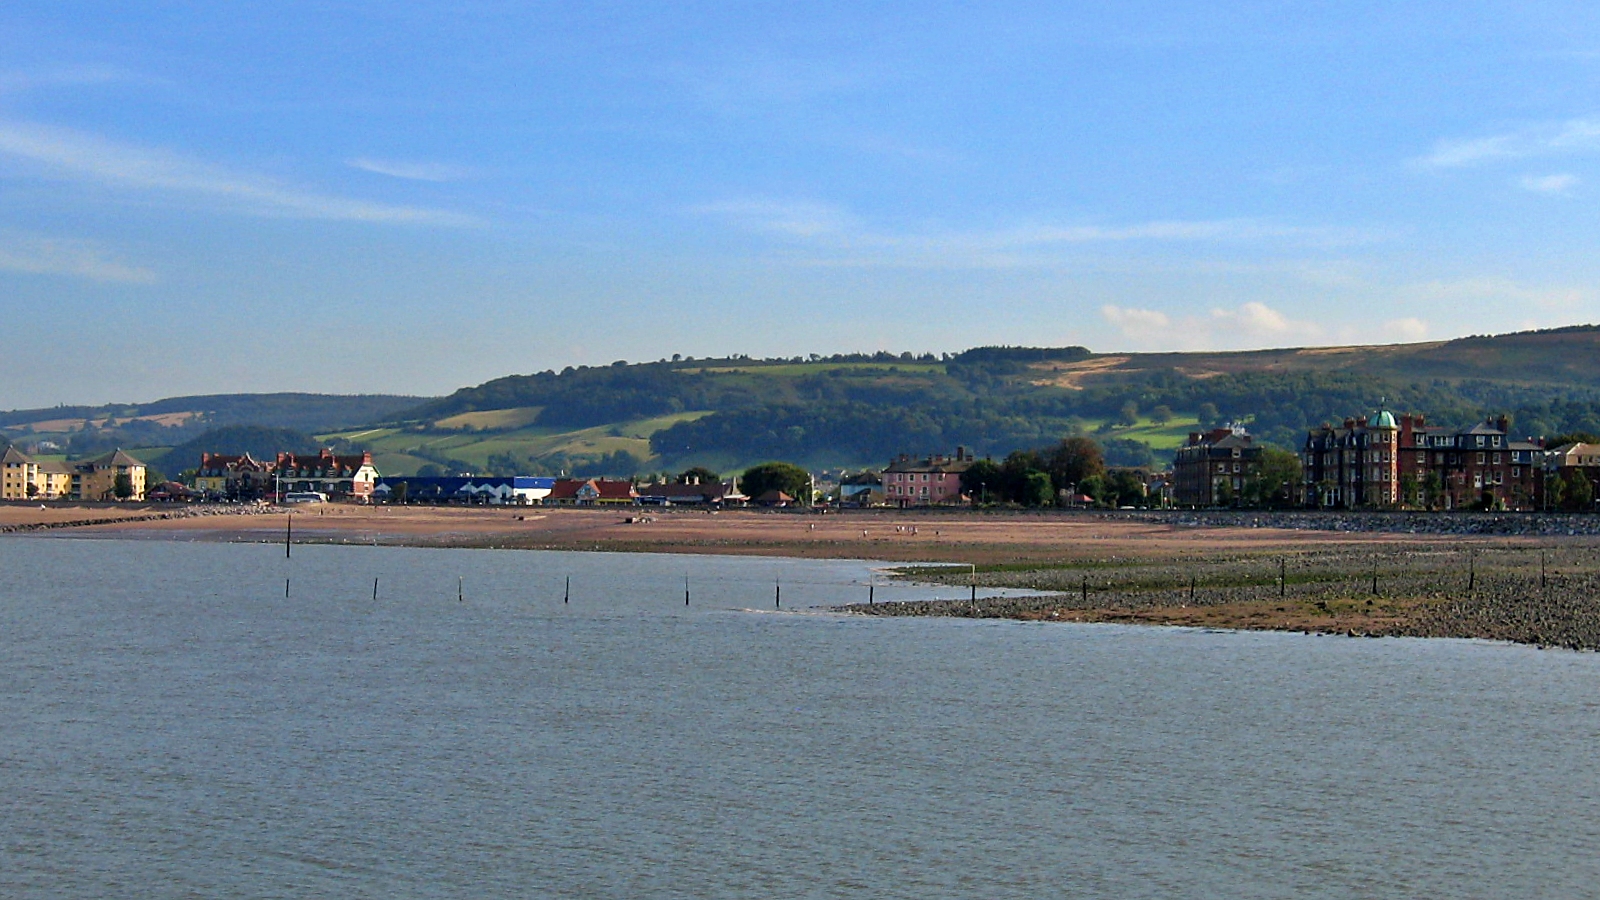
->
1373;410;1397;429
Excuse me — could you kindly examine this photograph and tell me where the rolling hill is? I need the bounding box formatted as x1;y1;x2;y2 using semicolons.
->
6;327;1599;478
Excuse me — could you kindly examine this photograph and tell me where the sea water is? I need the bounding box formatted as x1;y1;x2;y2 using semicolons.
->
3;537;1599;898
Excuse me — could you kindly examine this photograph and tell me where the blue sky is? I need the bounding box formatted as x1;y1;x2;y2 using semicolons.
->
4;2;1600;407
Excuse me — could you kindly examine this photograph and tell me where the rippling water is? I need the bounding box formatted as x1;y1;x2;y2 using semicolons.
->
4;537;1600;898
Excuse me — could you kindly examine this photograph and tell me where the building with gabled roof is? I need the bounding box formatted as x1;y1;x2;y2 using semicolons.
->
1175;426;1262;507
194;452;275;500
274;449;378;501
71;449;148;501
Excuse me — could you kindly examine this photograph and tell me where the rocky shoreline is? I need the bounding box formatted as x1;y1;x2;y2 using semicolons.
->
841;544;1600;650
1129;508;1600;537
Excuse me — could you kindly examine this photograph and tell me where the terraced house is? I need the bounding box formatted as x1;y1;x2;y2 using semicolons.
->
273;450;379;501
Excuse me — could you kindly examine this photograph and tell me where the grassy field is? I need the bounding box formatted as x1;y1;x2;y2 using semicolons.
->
320;411;715;475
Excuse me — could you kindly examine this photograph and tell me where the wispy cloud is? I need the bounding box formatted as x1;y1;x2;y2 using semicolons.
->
1419;117;1600;168
347;157;476;182
0;65;140;95
693;197;1379;268
1519;172;1579;194
0;231;156;284
0;120;480;226
1401;276;1588;312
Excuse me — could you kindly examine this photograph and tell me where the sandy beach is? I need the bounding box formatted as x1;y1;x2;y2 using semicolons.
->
5;501;1443;562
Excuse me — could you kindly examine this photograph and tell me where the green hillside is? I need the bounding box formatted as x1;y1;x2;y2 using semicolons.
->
7;327;1599;478
371;327;1600;475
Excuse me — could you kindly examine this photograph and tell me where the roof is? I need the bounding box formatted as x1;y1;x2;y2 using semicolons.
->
1373;410;1397;428
884;454;975;474
1;446;32;464
88;449;145;468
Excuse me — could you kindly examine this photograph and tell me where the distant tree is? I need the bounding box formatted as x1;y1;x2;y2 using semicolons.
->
113;473;134;500
1251;448;1302;508
25;482;37;499
960;458;1004;505
1548;432;1600;448
1400;473;1421;509
1149;405;1174;425
415;463;445;478
1101;438;1156;469
1077;474;1107;506
1425;471;1445;510
1020;470;1055;507
1116;401;1140;426
1197;402;1220;428
1001;449;1047;503
1045;437;1105;494
677;466;721;485
391;481;409;504
739;462;811;503
1107;470;1147;507
1545;472;1566;511
1564;471;1595;511
1216;477;1236;507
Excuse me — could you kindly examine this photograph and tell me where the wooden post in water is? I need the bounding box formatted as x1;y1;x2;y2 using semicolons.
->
458;576;463;603
1468;549;1476;594
1371;555;1379;596
1081;574;1088;603
775;577;781;609
1189;574;1196;602
373;577;379;602
285;514;292;558
285;577;290;598
868;582;874;604
685;575;690;607
564;575;570;604
970;563;977;602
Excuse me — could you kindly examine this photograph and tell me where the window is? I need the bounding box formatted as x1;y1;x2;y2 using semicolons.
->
1476;453;1484;465
1493;453;1501;465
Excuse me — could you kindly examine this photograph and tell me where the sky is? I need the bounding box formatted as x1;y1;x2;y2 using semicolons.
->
4;1;1600;408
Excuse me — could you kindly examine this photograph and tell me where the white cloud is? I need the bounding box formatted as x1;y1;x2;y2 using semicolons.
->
1519;173;1578;194
1100;301;1321;349
0;120;480;226
1420;117;1600;169
1101;304;1171;335
347;157;475;182
1211;300;1293;336
0;232;155;284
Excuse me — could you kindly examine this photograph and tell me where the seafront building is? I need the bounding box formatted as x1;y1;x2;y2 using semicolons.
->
883;448;976;507
1;445;147;501
1172;426;1262;507
1303;412;1544;510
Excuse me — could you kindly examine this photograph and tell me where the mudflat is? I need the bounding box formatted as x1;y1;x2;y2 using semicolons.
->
9;502;1600;648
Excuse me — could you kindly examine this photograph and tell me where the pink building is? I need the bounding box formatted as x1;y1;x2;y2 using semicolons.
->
883;447;976;507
